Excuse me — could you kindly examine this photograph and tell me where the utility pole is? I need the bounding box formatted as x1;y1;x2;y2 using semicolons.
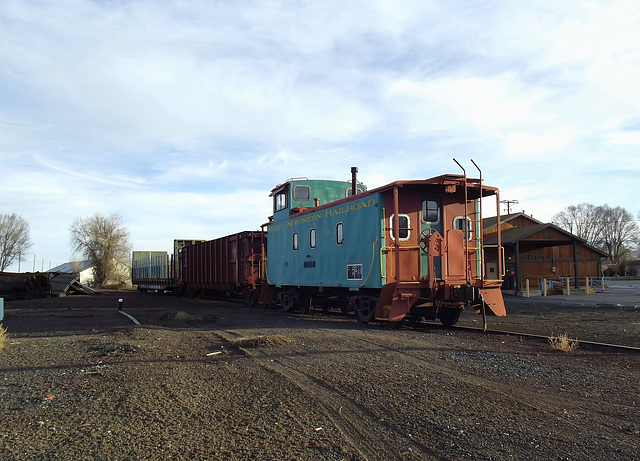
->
500;199;519;215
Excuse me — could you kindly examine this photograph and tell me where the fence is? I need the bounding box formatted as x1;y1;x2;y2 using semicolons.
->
519;276;610;297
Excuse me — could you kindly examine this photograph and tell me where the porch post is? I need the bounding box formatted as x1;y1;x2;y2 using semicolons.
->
514;240;520;294
573;241;579;289
393;186;400;283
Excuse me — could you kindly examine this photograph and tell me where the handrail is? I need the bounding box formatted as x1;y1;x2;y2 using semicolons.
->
471;159;484;281
360;237;378;287
453;158;470;282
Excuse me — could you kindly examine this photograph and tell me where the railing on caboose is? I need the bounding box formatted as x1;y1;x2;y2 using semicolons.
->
453;158;504;285
454;158;506;327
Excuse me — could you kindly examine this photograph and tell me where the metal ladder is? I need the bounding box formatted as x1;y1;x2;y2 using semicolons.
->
453;159;485;285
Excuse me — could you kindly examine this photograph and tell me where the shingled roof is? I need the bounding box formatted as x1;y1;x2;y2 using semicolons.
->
483;214;608;256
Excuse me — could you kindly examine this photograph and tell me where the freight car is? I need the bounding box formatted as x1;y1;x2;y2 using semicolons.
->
131;239;204;292
179;231;264;304
261;164;506;326
131;162;506;327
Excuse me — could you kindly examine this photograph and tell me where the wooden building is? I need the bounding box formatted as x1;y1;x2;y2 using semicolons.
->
483;213;607;294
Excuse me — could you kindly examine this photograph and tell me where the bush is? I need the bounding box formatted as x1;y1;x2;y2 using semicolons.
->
231;335;294;348
549;333;579;352
158;310;217;322
0;324;7;352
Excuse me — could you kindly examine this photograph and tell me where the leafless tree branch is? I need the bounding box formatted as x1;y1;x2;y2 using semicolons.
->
69;213;131;286
0;213;33;271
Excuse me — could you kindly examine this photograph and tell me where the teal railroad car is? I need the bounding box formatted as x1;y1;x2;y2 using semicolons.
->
262;166;506;326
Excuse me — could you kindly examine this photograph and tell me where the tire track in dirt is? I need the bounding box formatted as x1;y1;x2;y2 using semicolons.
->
221;324;636;456
344;330;637;443
213;329;443;461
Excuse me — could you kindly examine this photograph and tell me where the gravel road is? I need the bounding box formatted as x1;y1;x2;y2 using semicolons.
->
1;290;638;460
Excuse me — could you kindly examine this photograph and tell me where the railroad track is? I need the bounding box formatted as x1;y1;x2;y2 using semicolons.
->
450;324;640;352
301;307;640;352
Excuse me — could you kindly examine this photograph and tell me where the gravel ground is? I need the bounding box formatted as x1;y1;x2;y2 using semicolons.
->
1;289;638;460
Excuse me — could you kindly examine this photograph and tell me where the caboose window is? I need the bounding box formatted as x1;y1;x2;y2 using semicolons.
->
453;216;473;240
293;185;311;201
275;192;288;212
310;228;316;249
389;214;410;241
346;186;364;196
293;232;299;250
422;200;440;224
336;222;344;245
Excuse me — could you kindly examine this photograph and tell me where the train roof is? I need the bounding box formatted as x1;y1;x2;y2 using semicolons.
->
371;174;499;196
269;178;365;197
275;173;500;220
270;174;496;196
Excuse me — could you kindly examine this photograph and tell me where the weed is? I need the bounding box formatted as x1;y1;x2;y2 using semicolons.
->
0;324;7;352
549;332;579;352
232;334;294;348
158;310;216;322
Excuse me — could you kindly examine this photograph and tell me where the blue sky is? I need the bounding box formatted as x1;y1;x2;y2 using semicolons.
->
1;0;639;271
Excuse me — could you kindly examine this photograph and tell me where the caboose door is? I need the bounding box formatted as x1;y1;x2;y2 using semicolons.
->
420;197;442;279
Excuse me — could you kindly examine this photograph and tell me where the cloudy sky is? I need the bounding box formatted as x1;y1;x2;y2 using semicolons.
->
1;0;639;271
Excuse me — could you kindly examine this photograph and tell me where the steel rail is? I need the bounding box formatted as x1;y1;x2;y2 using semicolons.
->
450;324;640;352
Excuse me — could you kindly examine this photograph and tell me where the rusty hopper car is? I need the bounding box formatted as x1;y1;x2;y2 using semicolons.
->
180;231;264;304
262;165;505;326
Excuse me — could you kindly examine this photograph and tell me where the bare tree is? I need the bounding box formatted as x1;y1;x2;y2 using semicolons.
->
70;213;132;286
553;203;639;266
0;213;33;272
552;203;602;245
599;205;639;265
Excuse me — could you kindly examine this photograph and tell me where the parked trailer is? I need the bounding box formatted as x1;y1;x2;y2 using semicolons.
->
180;231;264;304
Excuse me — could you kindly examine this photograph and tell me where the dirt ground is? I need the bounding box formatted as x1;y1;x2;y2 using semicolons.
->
1;289;638;460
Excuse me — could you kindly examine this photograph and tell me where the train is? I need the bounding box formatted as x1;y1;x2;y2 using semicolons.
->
131;163;506;326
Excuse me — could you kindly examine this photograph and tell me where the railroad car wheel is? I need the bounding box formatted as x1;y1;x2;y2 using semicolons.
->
352;297;376;324
244;289;257;307
438;308;461;327
298;293;312;314
24;278;36;299
281;291;295;312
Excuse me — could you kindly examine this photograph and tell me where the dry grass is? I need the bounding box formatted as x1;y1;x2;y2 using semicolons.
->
549;333;579;352
0;324;7;352
158;310;217;322
231;334;294;348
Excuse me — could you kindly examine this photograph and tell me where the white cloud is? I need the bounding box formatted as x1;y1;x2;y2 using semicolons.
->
606;131;640;146
505;131;578;158
385;74;551;135
2;0;640;269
